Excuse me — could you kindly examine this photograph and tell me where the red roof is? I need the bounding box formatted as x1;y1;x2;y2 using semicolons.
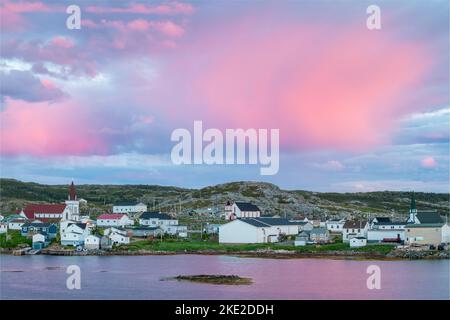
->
98;214;126;220
22;204;67;219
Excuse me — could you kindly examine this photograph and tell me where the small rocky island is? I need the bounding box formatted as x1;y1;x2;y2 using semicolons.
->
168;274;252;285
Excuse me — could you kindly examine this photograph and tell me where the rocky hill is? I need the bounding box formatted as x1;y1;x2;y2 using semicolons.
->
0;179;448;221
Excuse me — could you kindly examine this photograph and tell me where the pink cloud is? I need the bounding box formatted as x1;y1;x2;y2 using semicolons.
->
0;98;107;156
0;0;52;32
49;36;75;49
154;20;184;37
157;14;432;151
85;2;193;15
421;156;438;168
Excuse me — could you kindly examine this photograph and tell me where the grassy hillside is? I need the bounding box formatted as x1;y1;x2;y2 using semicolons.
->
0;179;448;220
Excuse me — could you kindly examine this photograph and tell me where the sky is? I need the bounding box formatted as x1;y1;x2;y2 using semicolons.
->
0;0;449;192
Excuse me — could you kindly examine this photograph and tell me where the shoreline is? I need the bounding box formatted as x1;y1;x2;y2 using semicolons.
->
2;247;448;260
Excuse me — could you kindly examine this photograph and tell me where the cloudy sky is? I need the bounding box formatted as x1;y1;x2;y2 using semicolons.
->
0;0;448;192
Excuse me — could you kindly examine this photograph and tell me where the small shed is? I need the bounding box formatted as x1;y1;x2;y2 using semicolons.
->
294;232;309;246
32;233;46;250
350;237;367;248
85;235;100;250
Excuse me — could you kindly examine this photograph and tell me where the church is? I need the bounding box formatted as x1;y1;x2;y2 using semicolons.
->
19;181;80;222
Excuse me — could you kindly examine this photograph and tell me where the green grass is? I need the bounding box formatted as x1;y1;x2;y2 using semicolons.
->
118;239;395;255
0;231;32;249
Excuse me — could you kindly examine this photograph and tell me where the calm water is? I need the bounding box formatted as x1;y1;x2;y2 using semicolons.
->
0;254;449;300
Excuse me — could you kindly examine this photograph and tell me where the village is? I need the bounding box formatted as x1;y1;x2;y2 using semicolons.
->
0;182;449;256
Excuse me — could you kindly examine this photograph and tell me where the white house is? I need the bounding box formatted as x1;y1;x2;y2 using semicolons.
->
226;202;261;220
104;227;127;236
84;235;100;250
342;220;369;242
8;218;27;230
109;232;130;245
219;217;306;244
367;217;406;243
0;214;4;221
61;223;90;247
294;232;309;246
350;237;367;248
139;212;187;236
326;219;345;233
113;202;147;215
97;214;133;227
0;222;7;233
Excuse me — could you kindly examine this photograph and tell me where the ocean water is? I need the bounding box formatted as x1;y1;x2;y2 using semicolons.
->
1;254;449;300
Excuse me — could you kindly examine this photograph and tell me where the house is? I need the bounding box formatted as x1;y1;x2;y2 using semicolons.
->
109;231;130;245
342;220;369;242
19;204;68;222
165;225;188;237
326;219;345;233
97;214;133;227
104;227;127;236
84;235;100;250
125;226;163;238
367;217;405;243
205;223;221;234
0;222;7;234
32;233;46;250
219;217;307;244
139;212;176;226
8;218;27;230
0;214;4;221
113;202;147;218
350;237;367;248
61;223;90;246
139;212;187;236
226;202;261;220
309;227;330;243
405;192;450;246
294;232;309;246
21;222;58;239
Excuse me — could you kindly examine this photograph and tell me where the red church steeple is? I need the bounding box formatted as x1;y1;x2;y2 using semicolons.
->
68;181;77;200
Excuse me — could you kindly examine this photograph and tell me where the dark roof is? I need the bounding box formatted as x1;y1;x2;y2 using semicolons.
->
239;218;269;227
343;220;368;229
125;226;160;231
239;217;303;227
373;217;391;223
406;223;444;228
69;223;87;230
416;212;443;224
234;202;260;212
140;211;174;220
309;227;328;234
373;221;406;226
22;222;53;228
